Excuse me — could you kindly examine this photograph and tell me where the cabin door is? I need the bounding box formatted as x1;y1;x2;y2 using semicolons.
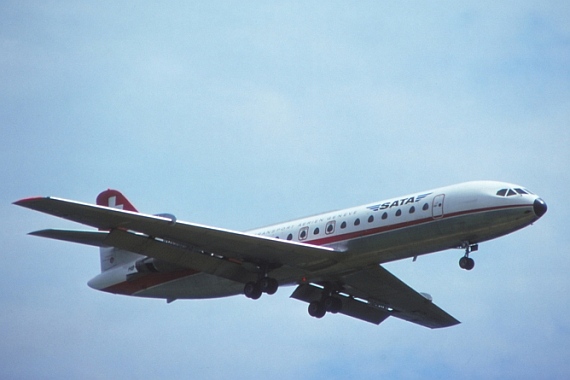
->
432;194;445;219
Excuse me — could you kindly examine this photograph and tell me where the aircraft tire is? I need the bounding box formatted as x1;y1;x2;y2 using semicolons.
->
308;301;326;318
459;257;475;270
244;282;262;299
260;277;279;295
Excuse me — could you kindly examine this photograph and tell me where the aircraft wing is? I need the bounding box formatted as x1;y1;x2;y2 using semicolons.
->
15;196;340;274
291;264;459;328
341;265;460;328
32;227;264;285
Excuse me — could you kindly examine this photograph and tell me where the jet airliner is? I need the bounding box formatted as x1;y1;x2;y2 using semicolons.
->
15;181;547;328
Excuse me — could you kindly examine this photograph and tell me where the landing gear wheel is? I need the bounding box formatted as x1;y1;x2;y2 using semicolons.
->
244;282;262;299
459;256;475;270
259;277;279;295
459;256;468;269
459;242;477;271
308;301;326;318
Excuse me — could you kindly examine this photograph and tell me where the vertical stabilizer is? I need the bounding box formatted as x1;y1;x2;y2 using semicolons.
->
96;189;141;272
96;189;138;212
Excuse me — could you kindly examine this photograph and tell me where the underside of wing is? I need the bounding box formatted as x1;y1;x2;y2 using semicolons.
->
15;197;343;281
291;264;459;328
290;283;391;325
340;265;459;328
28;228;260;285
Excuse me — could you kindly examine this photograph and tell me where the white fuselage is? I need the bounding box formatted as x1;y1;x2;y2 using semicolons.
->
88;181;545;299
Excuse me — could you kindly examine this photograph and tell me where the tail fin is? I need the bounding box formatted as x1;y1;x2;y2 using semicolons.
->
96;189;138;212
96;189;141;272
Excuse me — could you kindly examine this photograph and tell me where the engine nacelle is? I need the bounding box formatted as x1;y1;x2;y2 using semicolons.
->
135;257;184;273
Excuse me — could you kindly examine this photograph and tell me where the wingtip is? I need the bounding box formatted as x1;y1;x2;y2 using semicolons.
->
13;196;47;207
28;229;50;237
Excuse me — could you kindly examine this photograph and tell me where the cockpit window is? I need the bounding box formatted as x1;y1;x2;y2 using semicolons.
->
497;188;526;197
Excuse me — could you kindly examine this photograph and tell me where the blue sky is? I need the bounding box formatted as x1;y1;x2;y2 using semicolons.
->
1;1;569;379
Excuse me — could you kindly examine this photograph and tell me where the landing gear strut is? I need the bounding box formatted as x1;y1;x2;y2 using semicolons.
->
459;243;477;271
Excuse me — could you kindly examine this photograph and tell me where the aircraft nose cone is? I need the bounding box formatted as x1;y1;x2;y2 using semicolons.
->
533;198;547;218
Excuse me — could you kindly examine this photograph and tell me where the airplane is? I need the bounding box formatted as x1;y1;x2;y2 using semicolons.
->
14;180;547;328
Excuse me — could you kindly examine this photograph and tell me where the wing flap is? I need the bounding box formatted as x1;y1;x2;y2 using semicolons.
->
290;284;390;325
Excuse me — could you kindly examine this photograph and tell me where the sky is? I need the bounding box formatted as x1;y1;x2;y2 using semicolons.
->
1;1;569;379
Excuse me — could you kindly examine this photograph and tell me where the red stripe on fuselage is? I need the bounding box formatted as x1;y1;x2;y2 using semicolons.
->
304;203;531;247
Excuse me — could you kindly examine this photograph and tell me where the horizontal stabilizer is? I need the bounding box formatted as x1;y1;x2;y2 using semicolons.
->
30;229;110;247
290;284;391;325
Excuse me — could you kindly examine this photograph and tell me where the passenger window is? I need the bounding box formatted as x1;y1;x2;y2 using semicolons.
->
396;209;402;217
326;221;336;234
314;227;320;235
382;212;388;220
368;215;374;223
423;203;429;211
299;227;309;241
354;218;360;226
287;234;293;241
496;189;507;196
340;221;347;229
409;206;415;214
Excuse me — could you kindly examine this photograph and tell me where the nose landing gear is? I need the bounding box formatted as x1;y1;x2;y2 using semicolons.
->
459;256;475;270
459;242;477;271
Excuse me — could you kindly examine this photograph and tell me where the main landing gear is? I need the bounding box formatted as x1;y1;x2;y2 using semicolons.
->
308;296;342;319
459;242;477;271
308;284;343;319
244;277;279;300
